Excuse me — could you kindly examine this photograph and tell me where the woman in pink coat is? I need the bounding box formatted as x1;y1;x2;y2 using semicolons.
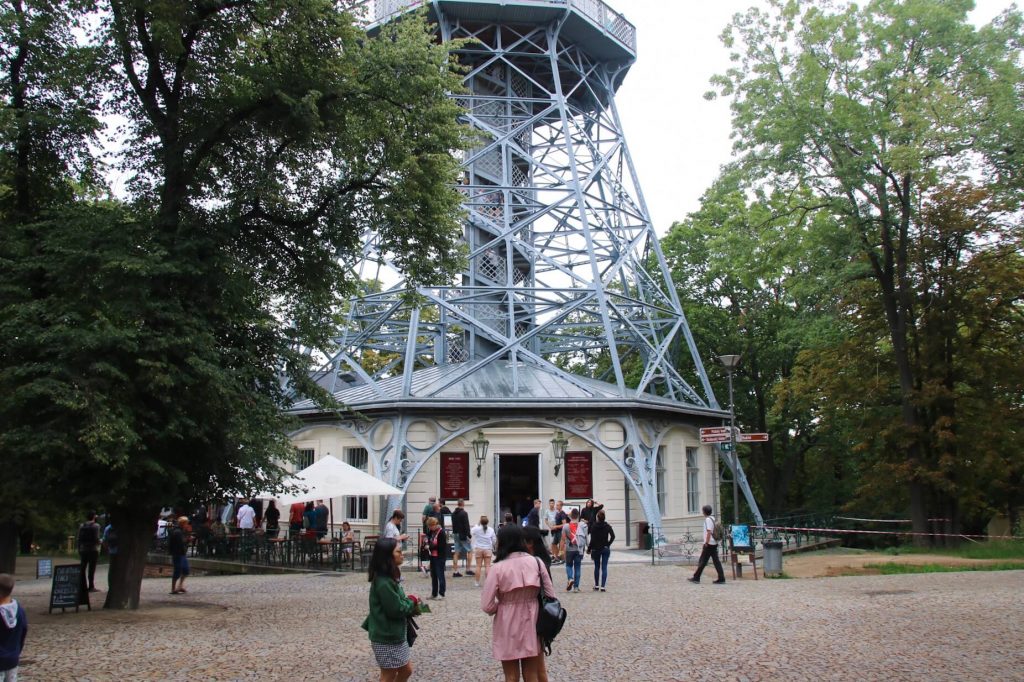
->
481;524;556;682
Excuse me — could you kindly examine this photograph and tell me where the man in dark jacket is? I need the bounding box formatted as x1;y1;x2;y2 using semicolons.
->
450;500;473;578
77;511;102;593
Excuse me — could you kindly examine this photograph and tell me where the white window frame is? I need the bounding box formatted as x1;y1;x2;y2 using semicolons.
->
686;447;700;514
296;448;315;470
655;445;667;513
344;447;370;521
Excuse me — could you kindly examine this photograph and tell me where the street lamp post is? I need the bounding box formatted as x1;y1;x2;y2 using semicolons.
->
719;354;742;525
550;430;568;476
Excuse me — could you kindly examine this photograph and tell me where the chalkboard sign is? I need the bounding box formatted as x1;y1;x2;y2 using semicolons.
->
36;558;53;579
49;564;90;613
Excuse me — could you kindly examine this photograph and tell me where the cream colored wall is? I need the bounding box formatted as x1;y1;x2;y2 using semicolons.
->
287;422;718;545
288;427;381;538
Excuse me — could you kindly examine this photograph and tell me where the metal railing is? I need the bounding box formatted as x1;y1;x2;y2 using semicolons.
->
153;528;430;573
347;0;636;51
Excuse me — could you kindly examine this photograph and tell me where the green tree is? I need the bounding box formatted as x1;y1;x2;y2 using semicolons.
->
0;1;469;608
711;0;1024;541
662;171;850;519
0;0;104;572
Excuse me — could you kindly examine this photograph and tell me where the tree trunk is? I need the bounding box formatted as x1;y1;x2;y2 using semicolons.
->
103;509;157;610
0;519;18;575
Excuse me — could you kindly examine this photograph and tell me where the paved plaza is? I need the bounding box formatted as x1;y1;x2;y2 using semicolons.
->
10;559;1023;681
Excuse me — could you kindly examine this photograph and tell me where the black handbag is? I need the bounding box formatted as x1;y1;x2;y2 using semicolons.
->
534;558;567;655
406;615;419;647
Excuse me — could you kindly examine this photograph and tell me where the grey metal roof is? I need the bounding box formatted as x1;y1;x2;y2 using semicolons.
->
290;362;727;420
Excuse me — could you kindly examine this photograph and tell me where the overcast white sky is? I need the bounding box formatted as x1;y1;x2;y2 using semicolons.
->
612;0;1017;235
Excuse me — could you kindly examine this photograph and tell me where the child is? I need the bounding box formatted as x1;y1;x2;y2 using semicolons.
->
0;574;27;682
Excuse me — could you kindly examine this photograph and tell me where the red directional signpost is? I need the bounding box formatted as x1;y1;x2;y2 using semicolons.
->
699;427;732;443
738;433;770;443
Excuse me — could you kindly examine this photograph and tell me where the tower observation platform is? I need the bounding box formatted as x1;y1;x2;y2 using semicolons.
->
288;0;764;537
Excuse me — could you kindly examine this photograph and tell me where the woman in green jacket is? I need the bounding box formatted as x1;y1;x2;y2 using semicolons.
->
363;537;420;681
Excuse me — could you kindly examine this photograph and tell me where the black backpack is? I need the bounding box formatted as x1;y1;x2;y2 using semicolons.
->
533;558;567;655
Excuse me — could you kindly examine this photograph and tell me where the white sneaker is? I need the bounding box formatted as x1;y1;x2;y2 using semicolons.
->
474;581;479;587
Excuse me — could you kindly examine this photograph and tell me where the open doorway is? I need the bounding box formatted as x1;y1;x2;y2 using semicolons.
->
497;454;539;524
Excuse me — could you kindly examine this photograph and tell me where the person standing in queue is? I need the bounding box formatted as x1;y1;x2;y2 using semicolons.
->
588;510;615;591
580;499;603;526
470;516;497;587
383;509;409;543
425;517;448;600
481;525;555;682
289;501;305;534
451;500;473;578
264;501;281;539
523;526;552;577
76;511;102;594
421;496;437;534
362;538;421;682
563;508;588;593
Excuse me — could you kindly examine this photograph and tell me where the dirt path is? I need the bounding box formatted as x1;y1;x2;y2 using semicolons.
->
782;550;1019;578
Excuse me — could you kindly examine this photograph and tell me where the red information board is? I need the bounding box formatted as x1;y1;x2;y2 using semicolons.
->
564;451;592;499
440;452;469;500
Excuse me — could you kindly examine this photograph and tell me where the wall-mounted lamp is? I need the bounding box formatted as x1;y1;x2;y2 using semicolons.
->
472;430;489;477
551;429;568;476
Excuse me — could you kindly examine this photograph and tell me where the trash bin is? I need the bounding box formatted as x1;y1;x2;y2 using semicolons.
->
763;540;783;576
637;522;650;549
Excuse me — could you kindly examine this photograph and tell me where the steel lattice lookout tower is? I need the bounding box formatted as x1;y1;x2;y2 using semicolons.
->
288;0;762;540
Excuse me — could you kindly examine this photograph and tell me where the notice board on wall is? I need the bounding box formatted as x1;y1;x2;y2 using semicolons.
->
440;451;470;500
564;451;593;499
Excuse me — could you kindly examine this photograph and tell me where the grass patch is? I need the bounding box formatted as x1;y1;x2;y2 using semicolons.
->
764;572;793;579
883;540;1024;560
863;562;1024;575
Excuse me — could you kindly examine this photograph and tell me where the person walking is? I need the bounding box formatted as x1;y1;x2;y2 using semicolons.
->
450;500;473;578
470;516;497;587
424;517;448;599
588;510;615;591
0;574;27;682
77;511;102;594
688;505;726;584
362;538;421;682
169;517;191;594
481;525;556;682
562;509;588;593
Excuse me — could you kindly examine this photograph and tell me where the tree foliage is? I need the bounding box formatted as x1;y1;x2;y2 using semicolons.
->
0;1;469;606
700;0;1024;539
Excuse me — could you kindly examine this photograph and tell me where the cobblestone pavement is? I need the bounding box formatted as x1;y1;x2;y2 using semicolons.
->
11;561;1023;681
